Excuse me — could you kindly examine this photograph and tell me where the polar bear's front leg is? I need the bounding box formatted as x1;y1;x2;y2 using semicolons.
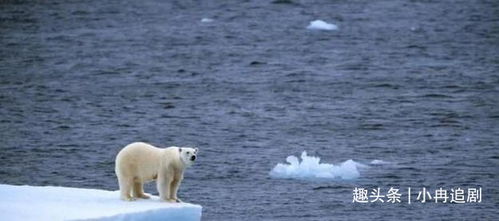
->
157;177;172;201
170;174;184;202
157;169;176;202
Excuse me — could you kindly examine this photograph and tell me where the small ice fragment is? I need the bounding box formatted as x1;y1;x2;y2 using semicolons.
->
370;159;391;165
307;20;338;31
201;18;214;23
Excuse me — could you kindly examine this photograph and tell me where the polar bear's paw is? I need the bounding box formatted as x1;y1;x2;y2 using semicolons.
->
138;193;151;199
166;198;178;203
175;198;183;203
121;196;136;201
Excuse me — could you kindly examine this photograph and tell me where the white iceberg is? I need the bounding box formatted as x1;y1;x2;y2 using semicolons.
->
0;184;202;221
306;20;338;31
269;151;366;180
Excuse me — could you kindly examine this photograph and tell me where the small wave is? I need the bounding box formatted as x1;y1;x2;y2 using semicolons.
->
421;93;452;98
370;159;392;165
269;151;366;180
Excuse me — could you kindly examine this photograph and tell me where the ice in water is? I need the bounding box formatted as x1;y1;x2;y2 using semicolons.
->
370;159;392;165
306;20;338;31
269;151;365;180
201;18;214;23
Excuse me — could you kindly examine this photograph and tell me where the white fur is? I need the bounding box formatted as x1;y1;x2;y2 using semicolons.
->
115;142;198;202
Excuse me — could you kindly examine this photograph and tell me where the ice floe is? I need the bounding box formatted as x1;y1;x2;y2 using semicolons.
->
269;151;366;180
0;184;202;221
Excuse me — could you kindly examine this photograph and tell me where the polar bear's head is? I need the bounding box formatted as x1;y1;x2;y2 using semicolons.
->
179;147;198;167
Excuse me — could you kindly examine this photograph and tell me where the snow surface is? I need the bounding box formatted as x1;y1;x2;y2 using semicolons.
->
0;184;202;221
306;20;338;31
269;151;366;180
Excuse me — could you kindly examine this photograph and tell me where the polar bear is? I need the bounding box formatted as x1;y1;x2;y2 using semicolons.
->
115;142;198;202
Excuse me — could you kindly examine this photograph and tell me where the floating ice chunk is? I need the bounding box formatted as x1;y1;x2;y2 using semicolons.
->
0;184;202;221
306;20;338;31
201;18;214;23
370;159;392;165
269;151;365;180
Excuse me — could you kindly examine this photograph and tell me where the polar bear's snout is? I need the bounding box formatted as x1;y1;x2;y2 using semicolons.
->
178;147;198;166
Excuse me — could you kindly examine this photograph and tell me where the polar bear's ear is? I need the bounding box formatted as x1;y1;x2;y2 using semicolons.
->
178;148;182;153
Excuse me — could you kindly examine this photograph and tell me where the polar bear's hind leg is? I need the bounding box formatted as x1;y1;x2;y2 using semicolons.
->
132;180;150;199
118;176;134;201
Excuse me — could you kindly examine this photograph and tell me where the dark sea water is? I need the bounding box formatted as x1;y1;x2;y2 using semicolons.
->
1;0;498;220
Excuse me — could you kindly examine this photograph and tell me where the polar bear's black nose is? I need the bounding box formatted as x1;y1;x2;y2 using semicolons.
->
191;155;196;161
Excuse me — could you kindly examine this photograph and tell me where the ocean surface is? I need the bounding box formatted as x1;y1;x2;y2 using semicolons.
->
1;0;498;220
